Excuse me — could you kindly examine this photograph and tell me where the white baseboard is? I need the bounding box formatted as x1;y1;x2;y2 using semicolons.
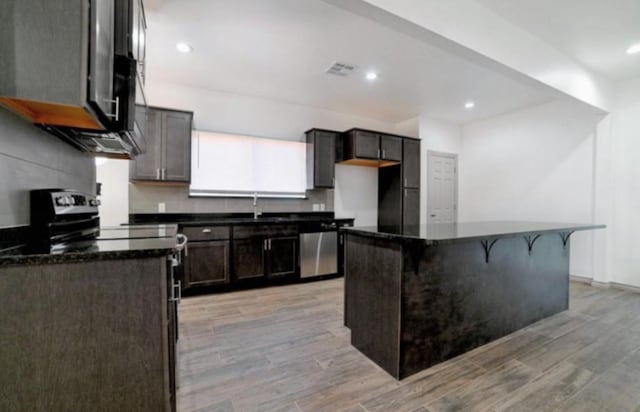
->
570;276;640;294
570;275;592;284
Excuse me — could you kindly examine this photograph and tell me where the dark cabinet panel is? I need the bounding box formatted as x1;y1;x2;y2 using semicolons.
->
163;111;192;182
403;188;420;235
354;130;380;159
380;135;402;161
184;241;230;288
403;139;420;189
131;107;162;180
268;237;298;278
306;129;337;189
233;238;266;280
378;165;403;228
131;106;192;183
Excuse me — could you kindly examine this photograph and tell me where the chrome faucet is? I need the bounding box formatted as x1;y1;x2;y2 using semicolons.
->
253;192;262;219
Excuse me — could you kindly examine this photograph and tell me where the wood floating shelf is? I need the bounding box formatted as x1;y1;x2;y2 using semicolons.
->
339;158;400;168
0;97;105;130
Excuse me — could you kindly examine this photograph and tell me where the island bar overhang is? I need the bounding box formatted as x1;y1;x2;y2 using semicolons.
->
342;221;605;380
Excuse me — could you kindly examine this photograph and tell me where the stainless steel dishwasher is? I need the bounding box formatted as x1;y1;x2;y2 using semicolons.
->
299;221;338;278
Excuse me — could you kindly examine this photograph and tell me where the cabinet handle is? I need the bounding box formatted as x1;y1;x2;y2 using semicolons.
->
264;239;268;251
404;189;408;197
202;228;212;233
382;149;386;159
377;149;381;159
268;239;272;250
156;168;160;180
404;178;407;187
170;280;181;304
162;168;166;180
103;97;120;122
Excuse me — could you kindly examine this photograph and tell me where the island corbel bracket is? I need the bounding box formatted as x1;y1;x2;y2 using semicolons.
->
481;238;500;263
524;234;542;255
559;231;575;249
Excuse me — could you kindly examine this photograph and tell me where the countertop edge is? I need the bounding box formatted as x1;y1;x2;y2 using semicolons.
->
341;224;606;245
0;247;177;267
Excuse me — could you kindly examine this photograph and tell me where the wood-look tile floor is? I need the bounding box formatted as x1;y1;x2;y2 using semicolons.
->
177;279;640;412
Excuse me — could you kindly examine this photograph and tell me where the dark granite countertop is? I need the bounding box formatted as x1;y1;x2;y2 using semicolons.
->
129;212;355;227
342;221;605;245
0;237;179;267
97;224;178;240
0;224;180;267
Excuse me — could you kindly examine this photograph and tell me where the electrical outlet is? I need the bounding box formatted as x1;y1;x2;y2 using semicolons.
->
158;202;166;213
320;203;325;211
313;204;320;211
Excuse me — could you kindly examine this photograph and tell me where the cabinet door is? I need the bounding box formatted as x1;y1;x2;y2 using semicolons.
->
403;139;420;188
233;238;266;280
183;241;230;288
268;237;298;278
354;130;380;159
130;107;162;180
314;131;336;188
162;110;192;182
403;188;420;235
380;135;402;161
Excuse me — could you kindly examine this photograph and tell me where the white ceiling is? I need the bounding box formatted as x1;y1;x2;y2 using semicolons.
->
144;0;561;124
476;0;640;81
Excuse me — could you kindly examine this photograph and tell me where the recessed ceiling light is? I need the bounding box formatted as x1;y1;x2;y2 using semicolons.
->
365;71;379;81
176;42;193;53
464;101;475;109
627;43;640;55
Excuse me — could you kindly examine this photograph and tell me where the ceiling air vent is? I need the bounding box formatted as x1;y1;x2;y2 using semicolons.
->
326;61;355;77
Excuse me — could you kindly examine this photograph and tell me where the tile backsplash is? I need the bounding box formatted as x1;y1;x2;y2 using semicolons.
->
129;184;334;214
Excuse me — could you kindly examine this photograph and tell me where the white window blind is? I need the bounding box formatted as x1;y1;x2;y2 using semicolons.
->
190;131;307;198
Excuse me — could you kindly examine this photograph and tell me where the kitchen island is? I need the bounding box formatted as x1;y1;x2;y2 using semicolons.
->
342;221;604;379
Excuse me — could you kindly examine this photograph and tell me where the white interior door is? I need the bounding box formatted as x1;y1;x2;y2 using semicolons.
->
427;151;458;223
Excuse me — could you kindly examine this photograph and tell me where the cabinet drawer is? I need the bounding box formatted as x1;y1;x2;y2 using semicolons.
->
233;224;298;239
181;225;230;241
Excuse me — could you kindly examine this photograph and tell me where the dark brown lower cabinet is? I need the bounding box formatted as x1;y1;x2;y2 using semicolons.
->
267;236;298;278
183;240;230;288
233;237;266;280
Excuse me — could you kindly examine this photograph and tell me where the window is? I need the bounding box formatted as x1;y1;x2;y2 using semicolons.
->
190;131;306;198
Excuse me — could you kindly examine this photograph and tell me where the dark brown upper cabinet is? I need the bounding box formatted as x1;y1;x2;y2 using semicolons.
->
306;128;339;189
130;106;193;183
341;129;402;167
403;138;421;189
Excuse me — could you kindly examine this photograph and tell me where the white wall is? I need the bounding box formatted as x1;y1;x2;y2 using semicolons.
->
146;81;398;140
418;115;463;225
459;99;601;277
96;159;130;226
608;77;640;287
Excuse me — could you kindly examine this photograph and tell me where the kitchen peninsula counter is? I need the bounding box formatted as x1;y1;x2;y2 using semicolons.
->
341;221;604;379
